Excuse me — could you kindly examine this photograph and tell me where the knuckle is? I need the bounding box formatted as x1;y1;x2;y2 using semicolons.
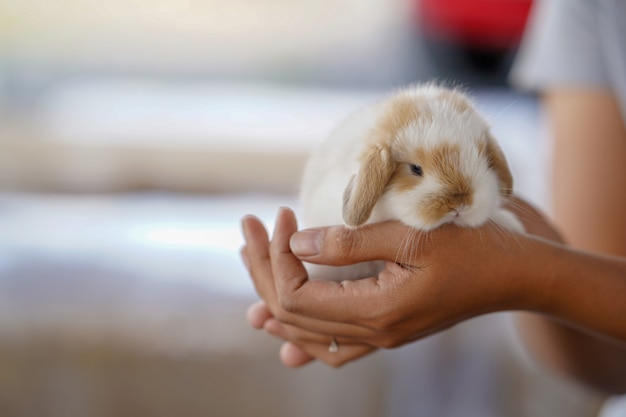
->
272;307;292;325
376;335;402;349
277;294;301;316
272;310;286;324
326;227;360;263
368;306;400;332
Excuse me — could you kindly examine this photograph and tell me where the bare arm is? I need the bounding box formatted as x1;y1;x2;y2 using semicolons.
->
516;89;626;394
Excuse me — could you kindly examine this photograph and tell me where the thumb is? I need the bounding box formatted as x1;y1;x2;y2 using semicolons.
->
289;221;410;265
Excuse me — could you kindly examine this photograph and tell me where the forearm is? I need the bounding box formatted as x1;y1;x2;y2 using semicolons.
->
515;239;626;394
516;313;626;394
507;197;626;394
527;241;626;345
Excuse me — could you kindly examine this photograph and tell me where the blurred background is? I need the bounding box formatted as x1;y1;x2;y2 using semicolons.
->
0;0;608;416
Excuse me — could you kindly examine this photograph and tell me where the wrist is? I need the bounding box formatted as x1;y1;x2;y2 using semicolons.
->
512;237;626;344
500;236;562;313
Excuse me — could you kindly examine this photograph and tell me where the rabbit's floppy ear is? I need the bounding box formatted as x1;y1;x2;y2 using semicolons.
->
342;144;396;227
484;133;513;197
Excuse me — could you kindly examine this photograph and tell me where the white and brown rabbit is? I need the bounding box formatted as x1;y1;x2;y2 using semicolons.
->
299;84;524;281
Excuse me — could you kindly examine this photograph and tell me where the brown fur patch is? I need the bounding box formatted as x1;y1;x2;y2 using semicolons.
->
343;95;429;226
481;133;514;197
367;95;430;149
387;164;423;193
437;89;471;113
343;144;396;226
421;143;474;224
346;90;489;227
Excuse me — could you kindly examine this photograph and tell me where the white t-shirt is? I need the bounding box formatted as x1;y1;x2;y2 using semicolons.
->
511;0;626;121
511;1;626;415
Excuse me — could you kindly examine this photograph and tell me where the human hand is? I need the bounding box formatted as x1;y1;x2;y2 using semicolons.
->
241;199;560;368
241;211;377;367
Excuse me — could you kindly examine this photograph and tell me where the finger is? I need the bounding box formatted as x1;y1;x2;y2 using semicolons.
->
246;300;273;329
245;210;384;335
289;221;412;265
269;207;309;295
264;318;370;347
241;215;270;256
269;207;374;323
270;306;388;341
241;215;276;303
269;207;375;308
294;340;377;368
275;254;413;326
280;342;316;368
269;208;416;333
274;330;376;369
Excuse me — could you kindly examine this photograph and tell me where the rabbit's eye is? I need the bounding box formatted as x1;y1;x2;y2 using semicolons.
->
410;164;423;176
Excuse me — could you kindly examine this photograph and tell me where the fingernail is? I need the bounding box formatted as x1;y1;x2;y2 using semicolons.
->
290;230;321;256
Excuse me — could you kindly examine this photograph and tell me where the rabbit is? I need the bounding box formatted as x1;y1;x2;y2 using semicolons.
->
299;83;524;281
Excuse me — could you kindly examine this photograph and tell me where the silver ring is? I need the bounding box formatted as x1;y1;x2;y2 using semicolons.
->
329;336;339;353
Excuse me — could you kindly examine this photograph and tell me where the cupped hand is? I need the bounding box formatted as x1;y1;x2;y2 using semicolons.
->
241;199;560;368
241;212;376;367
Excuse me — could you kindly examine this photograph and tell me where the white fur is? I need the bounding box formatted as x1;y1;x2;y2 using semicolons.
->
299;103;381;230
299;85;524;281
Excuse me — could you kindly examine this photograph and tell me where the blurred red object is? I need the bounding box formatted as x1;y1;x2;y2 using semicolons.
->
417;0;533;50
